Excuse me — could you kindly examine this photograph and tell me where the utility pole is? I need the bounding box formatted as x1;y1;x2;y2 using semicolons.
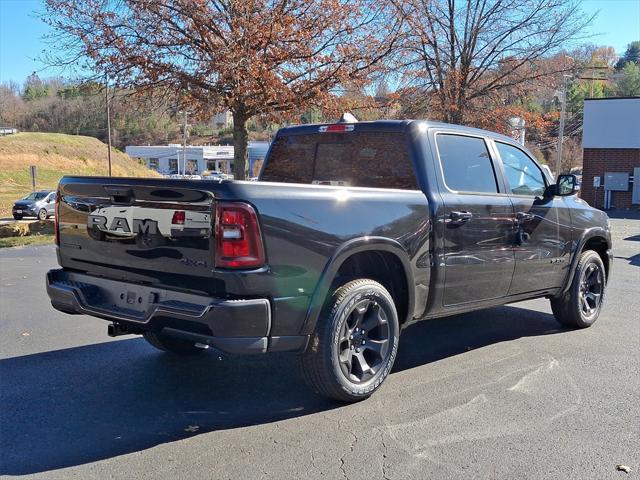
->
508;117;525;146
182;109;188;176
555;74;571;179
105;76;112;177
578;66;611;98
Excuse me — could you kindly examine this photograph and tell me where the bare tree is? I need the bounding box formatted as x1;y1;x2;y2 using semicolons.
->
44;0;401;179
392;0;592;124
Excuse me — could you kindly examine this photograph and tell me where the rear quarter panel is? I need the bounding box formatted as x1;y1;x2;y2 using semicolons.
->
216;181;431;335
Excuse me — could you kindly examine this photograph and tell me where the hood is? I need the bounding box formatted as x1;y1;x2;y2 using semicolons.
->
14;200;37;208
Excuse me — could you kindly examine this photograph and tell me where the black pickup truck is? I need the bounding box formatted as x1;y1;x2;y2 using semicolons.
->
47;119;612;402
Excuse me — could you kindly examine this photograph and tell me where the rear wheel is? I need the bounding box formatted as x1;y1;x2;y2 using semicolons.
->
37;208;47;221
301;279;399;402
143;331;205;356
550;250;606;328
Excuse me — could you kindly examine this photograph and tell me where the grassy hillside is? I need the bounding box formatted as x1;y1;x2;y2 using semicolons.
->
0;132;159;216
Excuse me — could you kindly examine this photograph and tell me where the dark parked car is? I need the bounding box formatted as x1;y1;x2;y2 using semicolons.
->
12;190;56;220
46;119;612;402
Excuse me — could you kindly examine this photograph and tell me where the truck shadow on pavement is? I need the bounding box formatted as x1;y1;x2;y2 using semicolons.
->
0;305;563;475
614;253;640;267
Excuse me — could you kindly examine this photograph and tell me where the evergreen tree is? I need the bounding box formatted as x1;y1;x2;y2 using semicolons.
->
615;41;640;70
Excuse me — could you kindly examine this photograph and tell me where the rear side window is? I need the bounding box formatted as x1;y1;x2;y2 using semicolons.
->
436;134;498;193
496;142;546;197
261;131;418;189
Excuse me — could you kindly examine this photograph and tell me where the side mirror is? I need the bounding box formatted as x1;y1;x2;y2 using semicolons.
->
554;174;578;196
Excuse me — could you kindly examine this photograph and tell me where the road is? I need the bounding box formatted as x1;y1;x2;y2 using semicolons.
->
1;215;638;479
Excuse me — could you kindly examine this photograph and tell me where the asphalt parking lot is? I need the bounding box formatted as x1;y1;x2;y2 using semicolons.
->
1;215;638;479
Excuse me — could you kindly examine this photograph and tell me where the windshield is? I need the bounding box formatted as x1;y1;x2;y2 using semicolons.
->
23;192;48;201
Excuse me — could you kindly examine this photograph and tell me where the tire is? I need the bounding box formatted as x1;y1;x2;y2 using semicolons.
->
143;331;205;356
13;214;23;220
550;250;606;328
37;208;47;221
301;279;400;402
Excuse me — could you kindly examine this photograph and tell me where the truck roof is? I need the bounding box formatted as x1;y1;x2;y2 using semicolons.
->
277;119;519;145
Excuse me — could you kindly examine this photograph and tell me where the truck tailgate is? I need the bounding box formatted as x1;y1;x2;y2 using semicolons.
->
57;177;218;291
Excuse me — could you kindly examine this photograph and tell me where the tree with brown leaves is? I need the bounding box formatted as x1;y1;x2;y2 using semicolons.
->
44;0;401;179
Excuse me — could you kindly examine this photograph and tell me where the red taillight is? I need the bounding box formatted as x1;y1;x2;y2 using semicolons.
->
54;191;60;245
319;124;354;133
215;202;265;269
172;210;185;225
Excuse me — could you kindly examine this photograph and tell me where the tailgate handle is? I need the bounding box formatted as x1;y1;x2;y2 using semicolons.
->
104;186;135;204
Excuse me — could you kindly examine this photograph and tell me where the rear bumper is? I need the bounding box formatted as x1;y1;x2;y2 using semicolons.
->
46;269;308;354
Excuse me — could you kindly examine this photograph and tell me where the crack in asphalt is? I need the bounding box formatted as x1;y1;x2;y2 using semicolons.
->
309;450;323;476
380;428;391;480
338;420;359;479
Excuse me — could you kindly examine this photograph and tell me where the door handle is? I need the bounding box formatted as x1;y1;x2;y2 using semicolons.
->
449;211;473;224
516;211;535;222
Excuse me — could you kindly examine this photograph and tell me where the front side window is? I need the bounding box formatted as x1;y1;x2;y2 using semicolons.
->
496;142;546;197
436;134;498;193
148;157;159;170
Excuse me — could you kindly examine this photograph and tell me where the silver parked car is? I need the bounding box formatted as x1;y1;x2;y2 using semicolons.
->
12;190;56;220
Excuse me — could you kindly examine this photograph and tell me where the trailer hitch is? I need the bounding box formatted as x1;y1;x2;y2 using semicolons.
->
107;322;141;337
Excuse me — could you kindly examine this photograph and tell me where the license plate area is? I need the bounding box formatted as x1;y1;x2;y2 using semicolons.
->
112;289;158;313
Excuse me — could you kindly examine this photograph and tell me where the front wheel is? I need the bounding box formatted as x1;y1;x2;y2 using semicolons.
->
143;331;205;356
550;250;606;328
13;214;23;220
301;279;399;402
37;208;47;221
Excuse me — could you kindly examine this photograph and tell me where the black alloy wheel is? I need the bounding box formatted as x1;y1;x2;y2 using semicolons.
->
579;262;604;316
337;298;391;383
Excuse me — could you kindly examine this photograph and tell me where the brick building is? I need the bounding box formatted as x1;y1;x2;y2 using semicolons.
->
581;97;640;210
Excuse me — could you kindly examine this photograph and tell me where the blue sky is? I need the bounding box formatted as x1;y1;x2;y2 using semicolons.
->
1;0;639;85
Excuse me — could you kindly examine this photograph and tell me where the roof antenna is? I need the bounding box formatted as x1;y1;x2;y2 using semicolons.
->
338;112;358;123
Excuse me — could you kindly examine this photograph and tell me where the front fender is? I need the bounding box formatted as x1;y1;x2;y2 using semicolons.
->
300;236;415;335
558;226;612;297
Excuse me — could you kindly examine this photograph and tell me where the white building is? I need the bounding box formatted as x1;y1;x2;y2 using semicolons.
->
125;141;271;176
126;144;234;175
0;127;18;136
